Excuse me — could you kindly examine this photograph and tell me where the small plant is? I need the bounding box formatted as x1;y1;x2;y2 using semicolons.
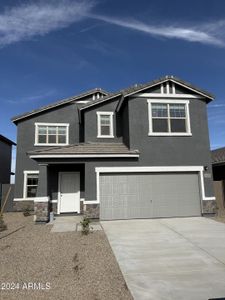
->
23;207;31;217
80;217;93;235
0;213;7;232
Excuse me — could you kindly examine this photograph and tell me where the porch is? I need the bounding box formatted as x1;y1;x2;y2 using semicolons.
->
34;163;86;222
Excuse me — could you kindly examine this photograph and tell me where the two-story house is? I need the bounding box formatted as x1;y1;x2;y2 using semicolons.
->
12;76;216;222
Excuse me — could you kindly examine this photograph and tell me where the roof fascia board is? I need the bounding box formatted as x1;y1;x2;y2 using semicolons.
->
116;78;169;112
79;93;121;111
0;135;16;145
169;79;214;101
12;89;108;124
116;78;213;112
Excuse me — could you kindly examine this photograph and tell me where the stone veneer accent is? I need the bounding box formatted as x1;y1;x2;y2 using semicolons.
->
13;200;34;212
84;204;99;219
202;200;217;215
34;201;49;222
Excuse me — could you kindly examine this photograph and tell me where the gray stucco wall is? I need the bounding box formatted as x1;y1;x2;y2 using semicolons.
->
0;140;12;184
14;102;80;198
84;97;123;143
127;96;214;197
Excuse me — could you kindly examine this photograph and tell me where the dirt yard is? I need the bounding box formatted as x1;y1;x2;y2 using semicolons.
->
0;213;133;300
211;215;225;224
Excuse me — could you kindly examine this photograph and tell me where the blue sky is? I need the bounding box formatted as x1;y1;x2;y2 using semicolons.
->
1;0;225;164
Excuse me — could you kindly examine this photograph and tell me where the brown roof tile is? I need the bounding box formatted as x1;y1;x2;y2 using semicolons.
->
28;143;139;155
212;147;225;164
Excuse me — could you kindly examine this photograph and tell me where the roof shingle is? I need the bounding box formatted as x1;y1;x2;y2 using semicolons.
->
212;147;225;164
11;88;109;123
28;142;139;155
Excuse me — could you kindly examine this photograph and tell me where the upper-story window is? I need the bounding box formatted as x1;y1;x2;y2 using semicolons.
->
148;100;191;136
97;112;114;138
35;123;69;146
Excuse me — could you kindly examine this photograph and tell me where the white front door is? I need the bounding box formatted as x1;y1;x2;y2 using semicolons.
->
59;172;80;213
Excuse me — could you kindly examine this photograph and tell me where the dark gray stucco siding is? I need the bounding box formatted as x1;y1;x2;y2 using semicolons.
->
121;102;130;147
0;141;12;184
128;97;214;197
84;98;122;143
14;103;80;198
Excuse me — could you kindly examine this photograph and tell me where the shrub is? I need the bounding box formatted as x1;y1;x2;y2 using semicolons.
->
0;214;7;232
80;217;93;235
23;206;31;217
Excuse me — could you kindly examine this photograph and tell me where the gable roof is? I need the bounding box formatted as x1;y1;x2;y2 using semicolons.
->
11;88;109;124
0;134;16;146
79;75;214;112
11;75;214;124
212;147;225;165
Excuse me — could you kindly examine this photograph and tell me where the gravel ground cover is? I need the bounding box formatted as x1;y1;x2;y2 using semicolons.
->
0;213;133;300
211;215;225;224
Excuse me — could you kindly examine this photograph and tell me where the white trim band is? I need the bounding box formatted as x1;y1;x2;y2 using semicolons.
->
30;154;139;159
51;199;58;203
95;166;215;207
34;197;49;203
133;93;204;99
95;166;204;172
14;198;34;201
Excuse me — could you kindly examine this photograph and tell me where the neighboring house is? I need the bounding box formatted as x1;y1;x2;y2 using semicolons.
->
12;76;216;222
211;147;225;214
0;134;16;211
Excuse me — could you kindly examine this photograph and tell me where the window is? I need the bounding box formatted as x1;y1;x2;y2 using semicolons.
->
23;171;39;198
97;112;114;138
35;123;69;145
148;100;191;136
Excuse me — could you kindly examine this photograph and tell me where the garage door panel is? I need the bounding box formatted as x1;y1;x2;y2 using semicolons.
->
100;172;201;220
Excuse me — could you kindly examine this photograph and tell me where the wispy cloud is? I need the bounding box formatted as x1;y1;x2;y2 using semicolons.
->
90;14;225;47
209;103;225;108
6;89;57;104
0;1;225;48
0;0;94;46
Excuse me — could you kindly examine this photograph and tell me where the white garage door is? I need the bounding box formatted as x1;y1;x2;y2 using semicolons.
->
100;172;201;220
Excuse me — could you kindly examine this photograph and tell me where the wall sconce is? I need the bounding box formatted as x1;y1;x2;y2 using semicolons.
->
204;166;208;171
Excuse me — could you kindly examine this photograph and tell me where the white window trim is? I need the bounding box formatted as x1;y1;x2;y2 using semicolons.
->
96;112;114;138
23;170;39;199
34;123;69;146
147;99;192;136
92;166;215;207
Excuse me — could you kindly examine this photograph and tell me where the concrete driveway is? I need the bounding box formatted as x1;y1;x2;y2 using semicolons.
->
101;217;225;300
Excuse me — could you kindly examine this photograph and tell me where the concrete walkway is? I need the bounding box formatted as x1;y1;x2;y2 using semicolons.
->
50;216;102;232
101;217;225;300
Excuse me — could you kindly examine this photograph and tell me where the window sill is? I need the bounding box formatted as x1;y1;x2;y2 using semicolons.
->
148;133;192;136
97;136;114;139
34;143;69;146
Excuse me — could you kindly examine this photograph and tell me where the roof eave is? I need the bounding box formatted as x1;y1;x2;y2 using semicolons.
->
11;88;109;124
0;135;16;146
79;93;122;112
115;78;214;112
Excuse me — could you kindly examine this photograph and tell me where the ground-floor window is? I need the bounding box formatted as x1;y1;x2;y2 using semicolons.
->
23;171;39;198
